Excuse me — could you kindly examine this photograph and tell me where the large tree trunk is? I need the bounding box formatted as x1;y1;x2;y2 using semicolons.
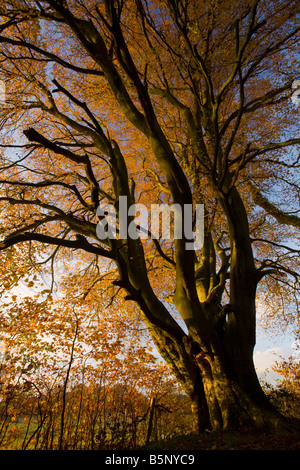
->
148;317;285;434
145;182;290;433
181;185;282;432
182;342;286;433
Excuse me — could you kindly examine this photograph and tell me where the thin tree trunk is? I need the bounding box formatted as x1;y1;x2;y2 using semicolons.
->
146;397;155;444
59;313;79;450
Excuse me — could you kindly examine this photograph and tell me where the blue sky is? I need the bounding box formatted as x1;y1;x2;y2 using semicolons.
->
254;327;297;384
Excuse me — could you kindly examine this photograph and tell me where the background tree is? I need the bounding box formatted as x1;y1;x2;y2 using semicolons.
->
262;345;300;425
0;291;188;449
0;0;299;432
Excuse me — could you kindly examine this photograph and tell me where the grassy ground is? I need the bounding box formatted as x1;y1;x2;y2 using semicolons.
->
2;420;299;450
140;428;300;451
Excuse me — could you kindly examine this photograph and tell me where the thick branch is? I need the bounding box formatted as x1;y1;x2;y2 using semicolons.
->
23;127;103;208
23;128;87;164
0;34;104;76
0;232;115;259
247;181;300;229
0;178;91;209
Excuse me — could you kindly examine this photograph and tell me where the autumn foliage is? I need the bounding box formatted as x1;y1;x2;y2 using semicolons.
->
0;292;192;450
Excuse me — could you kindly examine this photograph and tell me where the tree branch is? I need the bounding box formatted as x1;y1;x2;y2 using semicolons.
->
247;180;300;229
0;34;104;76
0;232;115;259
0;178;91;209
23;128;87;164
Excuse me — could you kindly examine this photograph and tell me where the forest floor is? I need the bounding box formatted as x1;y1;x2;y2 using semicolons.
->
141;428;300;451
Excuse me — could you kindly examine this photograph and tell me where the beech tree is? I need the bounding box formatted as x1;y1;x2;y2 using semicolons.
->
0;0;299;432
